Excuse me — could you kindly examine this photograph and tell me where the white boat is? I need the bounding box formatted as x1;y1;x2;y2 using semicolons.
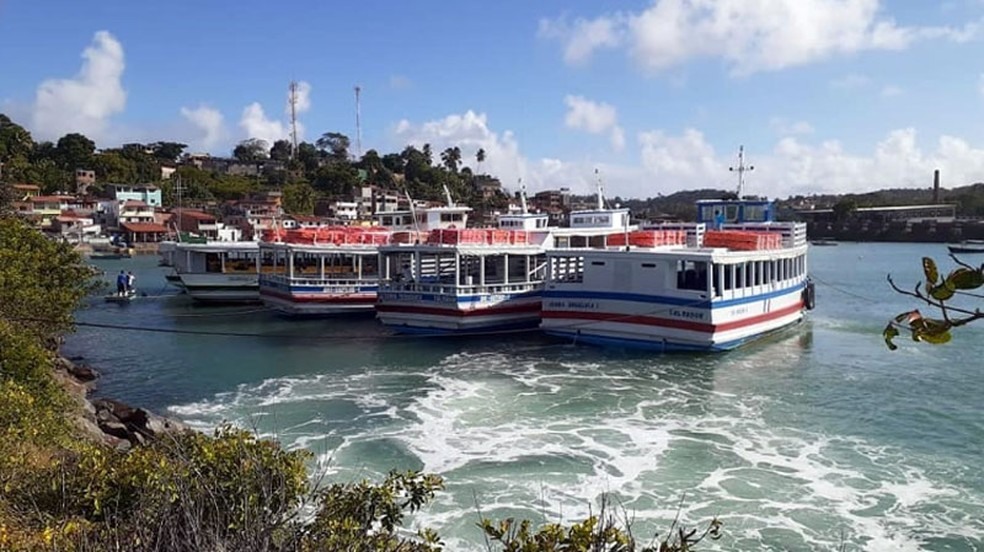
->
947;239;984;254
375;181;631;334
171;241;261;303
540;155;813;352
257;199;472;317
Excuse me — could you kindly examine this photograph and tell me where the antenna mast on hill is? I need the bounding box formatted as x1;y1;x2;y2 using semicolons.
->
354;85;363;158
729;145;754;198
289;81;300;160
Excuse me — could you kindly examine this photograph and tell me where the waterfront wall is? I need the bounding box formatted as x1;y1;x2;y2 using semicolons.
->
807;219;984;242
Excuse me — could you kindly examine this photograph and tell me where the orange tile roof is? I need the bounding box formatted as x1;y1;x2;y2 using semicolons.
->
121;222;168;233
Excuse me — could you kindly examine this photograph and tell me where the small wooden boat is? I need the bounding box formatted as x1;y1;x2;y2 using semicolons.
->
947;240;984;254
105;289;137;303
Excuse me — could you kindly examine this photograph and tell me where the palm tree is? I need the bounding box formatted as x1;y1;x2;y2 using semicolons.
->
440;146;462;173
476;148;486;175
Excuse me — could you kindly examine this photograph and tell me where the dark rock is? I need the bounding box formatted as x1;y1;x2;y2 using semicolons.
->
98;421;131;441
92;398;138;423
67;363;98;382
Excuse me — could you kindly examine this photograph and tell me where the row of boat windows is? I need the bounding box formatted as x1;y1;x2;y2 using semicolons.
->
549;255;807;293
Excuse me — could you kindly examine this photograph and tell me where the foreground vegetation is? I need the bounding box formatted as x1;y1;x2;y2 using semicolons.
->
0;210;718;550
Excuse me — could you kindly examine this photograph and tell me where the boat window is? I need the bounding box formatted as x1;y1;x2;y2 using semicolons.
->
722;265;734;291
205;252;222;273
677;260;708;291
744;204;767;222
591;261;606;266
725;205;739;222
641;263;656;268
550;255;583;283
754;261;762;286
745;262;753;287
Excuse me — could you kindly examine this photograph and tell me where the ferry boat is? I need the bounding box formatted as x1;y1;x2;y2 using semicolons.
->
171;241;261;303
258;195;471;317
541;150;813;352
374;181;633;334
947;239;984;254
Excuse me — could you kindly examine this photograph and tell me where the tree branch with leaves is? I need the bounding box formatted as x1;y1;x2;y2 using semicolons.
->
884;254;984;349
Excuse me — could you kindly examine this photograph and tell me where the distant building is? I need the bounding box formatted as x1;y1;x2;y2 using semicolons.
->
107;184;162;208
796;204;958;224
12;184;40;200
75;169;95;193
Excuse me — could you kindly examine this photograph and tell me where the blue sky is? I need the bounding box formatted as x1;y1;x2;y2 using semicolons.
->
2;0;984;199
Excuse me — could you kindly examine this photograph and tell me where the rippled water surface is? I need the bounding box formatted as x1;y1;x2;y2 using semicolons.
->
66;243;984;551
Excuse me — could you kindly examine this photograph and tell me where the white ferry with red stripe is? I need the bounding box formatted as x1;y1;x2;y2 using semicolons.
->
541;153;814;351
257;199;471;316
375;181;633;334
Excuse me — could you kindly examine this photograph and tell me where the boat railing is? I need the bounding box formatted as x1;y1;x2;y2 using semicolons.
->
641;222;706;247
721;222;807;248
380;281;541;296
260;274;379;287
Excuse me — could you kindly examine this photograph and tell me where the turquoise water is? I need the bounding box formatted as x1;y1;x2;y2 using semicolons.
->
66;244;984;551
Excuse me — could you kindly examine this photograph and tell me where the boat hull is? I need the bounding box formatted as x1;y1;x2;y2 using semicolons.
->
178;273;260;303
258;278;378;316
376;290;542;334
540;284;806;352
947;245;984;254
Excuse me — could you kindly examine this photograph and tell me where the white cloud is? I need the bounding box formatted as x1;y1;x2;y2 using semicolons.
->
538;15;626;64
180;105;226;152
393;110;529;190
634;127;984;197
239;103;286;147
392;111;984;201
881;85;904;97
31;30;126;141
541;1;981;75
563;95;626;151
769;118;815;136
239;80;313;146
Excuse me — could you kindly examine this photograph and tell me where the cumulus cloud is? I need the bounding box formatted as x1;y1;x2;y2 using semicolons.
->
538;15;626;65
634;127;984;198
31;30;126;140
563;95;626;150
239;80;312;146
391;110;984;201
541;0;981;75
180;105;226;152
394;110;530;190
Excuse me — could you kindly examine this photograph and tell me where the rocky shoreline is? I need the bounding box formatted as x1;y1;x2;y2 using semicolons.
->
54;354;187;451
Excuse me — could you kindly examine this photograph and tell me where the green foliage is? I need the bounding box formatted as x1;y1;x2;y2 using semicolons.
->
317;132;350;161
282;182;316;215
0;217;100;340
233;138;269;162
299;470;444;551
478;497;722;552
885;256;984;349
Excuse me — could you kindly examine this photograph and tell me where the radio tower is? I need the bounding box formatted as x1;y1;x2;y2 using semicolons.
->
288;81;300;160
354;85;362;158
729;145;754;198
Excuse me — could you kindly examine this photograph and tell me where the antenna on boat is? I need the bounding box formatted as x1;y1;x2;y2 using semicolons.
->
519;178;528;214
595;168;605;210
442;183;455;208
729;145;754;198
405;189;422;235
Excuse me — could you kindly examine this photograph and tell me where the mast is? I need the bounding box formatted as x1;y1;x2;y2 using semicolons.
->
288;81;300;161
594;168;604;210
729;145;754;198
518;178;528;214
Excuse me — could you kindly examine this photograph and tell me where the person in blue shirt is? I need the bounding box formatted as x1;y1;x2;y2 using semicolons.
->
714;210;725;230
116;270;127;296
